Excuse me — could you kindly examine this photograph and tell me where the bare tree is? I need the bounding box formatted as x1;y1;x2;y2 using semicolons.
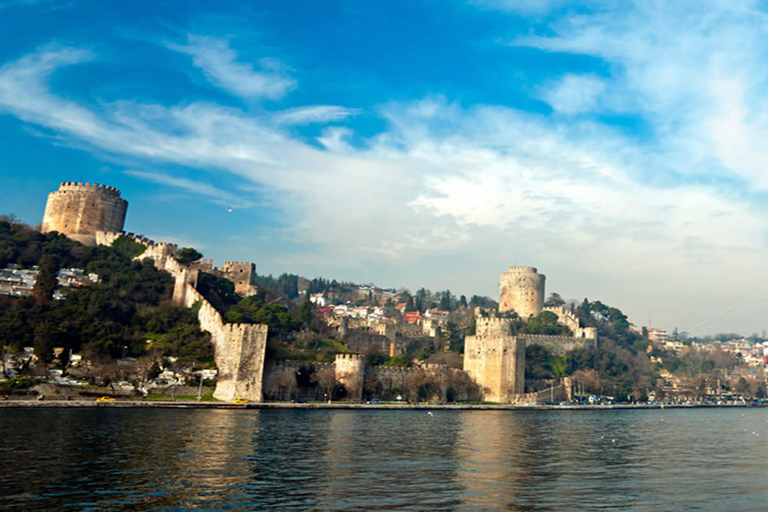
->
311;367;337;401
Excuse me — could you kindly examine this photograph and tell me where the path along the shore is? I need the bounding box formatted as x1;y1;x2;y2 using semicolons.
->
0;399;757;411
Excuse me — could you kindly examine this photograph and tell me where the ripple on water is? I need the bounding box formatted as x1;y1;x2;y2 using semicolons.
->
1;408;767;510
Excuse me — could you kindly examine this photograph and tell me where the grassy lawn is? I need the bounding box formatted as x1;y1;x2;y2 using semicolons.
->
144;391;218;401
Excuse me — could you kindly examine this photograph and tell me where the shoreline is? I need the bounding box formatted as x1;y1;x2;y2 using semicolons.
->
0;400;761;411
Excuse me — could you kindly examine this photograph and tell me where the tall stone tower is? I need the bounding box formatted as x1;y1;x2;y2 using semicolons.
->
335;354;365;401
463;310;525;403
41;182;128;246
499;266;545;319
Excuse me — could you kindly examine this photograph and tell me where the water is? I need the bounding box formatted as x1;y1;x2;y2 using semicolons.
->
0;408;766;511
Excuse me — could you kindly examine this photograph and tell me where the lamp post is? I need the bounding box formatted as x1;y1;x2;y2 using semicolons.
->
196;370;204;402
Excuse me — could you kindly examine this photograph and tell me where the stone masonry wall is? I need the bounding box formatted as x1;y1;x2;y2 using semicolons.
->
542;306;598;341
177;283;268;402
522;334;594;355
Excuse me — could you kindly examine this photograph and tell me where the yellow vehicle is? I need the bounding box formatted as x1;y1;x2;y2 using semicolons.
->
233;398;249;403
96;396;116;402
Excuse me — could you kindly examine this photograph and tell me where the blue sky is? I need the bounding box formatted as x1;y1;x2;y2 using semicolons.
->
2;0;768;335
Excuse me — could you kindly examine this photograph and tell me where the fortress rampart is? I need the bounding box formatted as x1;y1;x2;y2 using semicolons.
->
521;334;594;356
192;260;258;297
42;182;128;246
543;306;598;341
174;271;268;402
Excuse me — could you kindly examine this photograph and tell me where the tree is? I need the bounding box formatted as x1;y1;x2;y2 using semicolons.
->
311;367;337;401
736;377;751;397
543;292;566;308
32;254;60;307
176;247;203;264
520;311;568;335
0;213;21;226
439;290;454;311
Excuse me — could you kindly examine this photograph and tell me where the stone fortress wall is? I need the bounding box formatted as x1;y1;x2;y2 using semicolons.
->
499;266;546;319
543;306;598;341
522;334;595;356
91;226;269;402
42;182;128;246
193;259;258;297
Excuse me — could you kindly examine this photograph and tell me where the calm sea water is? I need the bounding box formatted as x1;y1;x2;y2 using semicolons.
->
0;407;766;511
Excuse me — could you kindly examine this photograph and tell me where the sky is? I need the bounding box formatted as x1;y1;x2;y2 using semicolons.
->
1;0;768;336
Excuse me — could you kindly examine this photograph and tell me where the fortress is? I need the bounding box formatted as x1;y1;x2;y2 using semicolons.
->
42;182;128;246
463;267;597;403
41;181;596;404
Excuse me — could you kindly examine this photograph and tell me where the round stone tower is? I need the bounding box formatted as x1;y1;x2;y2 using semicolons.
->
41;182;128;246
499;266;546;319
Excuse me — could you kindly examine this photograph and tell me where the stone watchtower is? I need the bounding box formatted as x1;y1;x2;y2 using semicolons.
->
41;182;128;246
463;310;525;403
499;266;545;319
334;354;365;402
221;261;258;296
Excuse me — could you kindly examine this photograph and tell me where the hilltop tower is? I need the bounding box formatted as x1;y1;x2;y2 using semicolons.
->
41;182;128;246
499;266;545;319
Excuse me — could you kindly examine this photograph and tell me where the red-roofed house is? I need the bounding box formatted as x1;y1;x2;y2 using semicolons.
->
404;311;422;324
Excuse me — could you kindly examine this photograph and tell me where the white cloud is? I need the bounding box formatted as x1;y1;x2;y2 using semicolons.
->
4;24;768;333
166;35;296;100
539;74;606;114
274;105;358;125
471;0;571;14
123;170;256;209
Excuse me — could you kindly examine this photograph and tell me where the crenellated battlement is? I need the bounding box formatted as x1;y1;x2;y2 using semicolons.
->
506;266;538;273
57;181;123;198
474;314;515;338
335;353;365;361
223;261;253;267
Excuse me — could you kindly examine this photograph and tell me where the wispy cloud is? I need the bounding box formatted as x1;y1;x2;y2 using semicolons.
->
165;35;296;100
470;0;571;14
274;105;358;125
539;74;606;114
3;17;768;332
123;170;256;209
0;0;71;10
